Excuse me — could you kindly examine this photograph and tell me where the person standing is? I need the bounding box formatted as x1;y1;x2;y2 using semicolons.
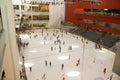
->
62;77;65;80
51;46;53;51
93;57;96;63
1;70;5;80
50;37;52;40
42;73;46;80
76;63;79;66
61;64;64;70
47;33;49;36
77;58;80;65
69;54;71;60
45;60;47;67
63;41;65;45
49;61;51;67
44;36;46;40
59;45;61;53
29;67;32;72
20;71;22;79
110;74;113;80
103;68;106;74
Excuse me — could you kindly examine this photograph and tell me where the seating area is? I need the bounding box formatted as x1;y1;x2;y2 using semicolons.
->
99;34;120;48
72;26;88;35
82;29;103;42
69;26;120;49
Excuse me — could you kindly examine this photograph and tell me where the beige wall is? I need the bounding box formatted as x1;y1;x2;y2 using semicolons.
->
0;0;20;79
3;46;15;80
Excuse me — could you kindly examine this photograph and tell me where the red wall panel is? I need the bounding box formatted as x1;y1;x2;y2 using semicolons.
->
65;0;120;35
65;4;76;22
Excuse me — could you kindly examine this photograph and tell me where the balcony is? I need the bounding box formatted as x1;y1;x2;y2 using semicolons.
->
83;12;120;17
15;19;48;24
81;19;120;30
14;10;49;15
28;20;49;24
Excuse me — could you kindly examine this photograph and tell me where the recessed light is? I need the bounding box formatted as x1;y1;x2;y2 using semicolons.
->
66;71;80;77
72;45;79;48
29;50;37;53
40;41;49;44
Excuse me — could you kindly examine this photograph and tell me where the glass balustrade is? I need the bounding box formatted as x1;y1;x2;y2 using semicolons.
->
81;19;120;30
83;12;120;16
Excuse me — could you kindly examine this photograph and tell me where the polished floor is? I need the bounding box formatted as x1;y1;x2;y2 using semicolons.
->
20;29;120;80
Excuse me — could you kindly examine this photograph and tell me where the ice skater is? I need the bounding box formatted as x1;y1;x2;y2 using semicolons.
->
51;46;53;51
45;60;47;67
69;54;71;60
59;45;61;53
110;74;113;80
103;68;106;74
93;57;96;63
63;41;65;45
61;64;64;70
76;58;80;66
42;73;46;80
29;66;32;72
62;77;65;80
49;61;51;67
77;58;80;65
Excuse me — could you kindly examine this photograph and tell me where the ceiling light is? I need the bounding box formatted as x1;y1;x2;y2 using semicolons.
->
29;50;37;53
58;56;69;60
40;41;49;44
66;71;80;77
72;45;79;48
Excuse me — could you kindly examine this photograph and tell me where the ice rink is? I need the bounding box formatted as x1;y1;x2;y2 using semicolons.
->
20;29;120;80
